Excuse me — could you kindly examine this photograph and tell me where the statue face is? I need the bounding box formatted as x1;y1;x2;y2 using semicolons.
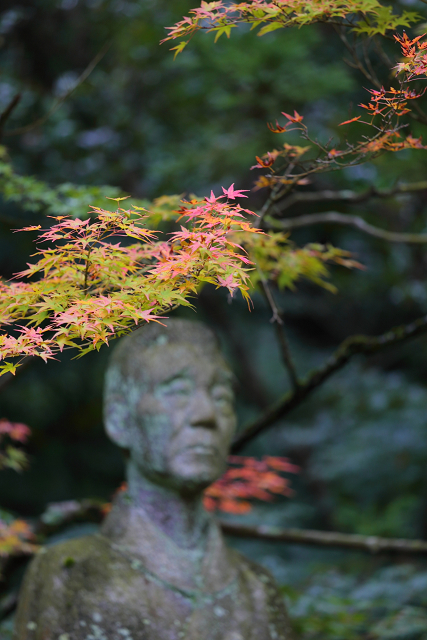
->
126;343;236;493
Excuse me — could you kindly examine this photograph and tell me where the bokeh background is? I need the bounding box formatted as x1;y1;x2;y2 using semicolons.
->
3;0;427;637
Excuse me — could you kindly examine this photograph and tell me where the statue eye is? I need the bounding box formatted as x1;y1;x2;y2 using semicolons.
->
162;379;192;396
211;386;233;406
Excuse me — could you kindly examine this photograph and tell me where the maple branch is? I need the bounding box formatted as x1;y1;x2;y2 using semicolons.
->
270;182;427;214
333;26;382;89
4;42;111;138
260;279;300;391
220;522;427;555
266;210;427;244
232;313;427;452
372;36;393;68
0;94;21;140
259;173;295;225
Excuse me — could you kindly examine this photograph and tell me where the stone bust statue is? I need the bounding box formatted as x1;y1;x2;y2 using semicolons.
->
14;320;293;640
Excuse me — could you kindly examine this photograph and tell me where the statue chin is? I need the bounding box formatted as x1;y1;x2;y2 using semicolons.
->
162;467;223;495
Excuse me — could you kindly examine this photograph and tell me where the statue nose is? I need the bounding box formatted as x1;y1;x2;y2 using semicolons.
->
189;389;217;429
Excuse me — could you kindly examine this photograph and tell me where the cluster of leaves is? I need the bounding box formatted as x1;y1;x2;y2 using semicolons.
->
0;185;358;375
203;455;299;513
0;418;30;472
250;32;427;199
0;189;261;375
162;0;419;55
236;231;363;293
0;518;36;565
395;32;427;80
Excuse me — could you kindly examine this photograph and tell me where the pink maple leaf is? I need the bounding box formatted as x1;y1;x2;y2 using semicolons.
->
205;190;224;204
222;184;249;200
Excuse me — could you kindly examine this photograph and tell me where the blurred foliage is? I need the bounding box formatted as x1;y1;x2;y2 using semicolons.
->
285;564;427;639
3;0;427;638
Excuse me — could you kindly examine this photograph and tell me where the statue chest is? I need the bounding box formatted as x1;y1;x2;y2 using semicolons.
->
21;556;273;640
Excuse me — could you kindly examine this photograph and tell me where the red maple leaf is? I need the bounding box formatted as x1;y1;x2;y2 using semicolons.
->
338;116;361;126
281;110;303;123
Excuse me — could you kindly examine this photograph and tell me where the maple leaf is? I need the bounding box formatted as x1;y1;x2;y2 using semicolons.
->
338;115;362;126
205;190;222;203
222;184;249;199
267;120;287;133
14;225;42;232
252;155;274;169
170;40;189;59
281;109;303;123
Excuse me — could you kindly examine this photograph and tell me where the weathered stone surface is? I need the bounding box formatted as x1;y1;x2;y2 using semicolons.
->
14;320;293;640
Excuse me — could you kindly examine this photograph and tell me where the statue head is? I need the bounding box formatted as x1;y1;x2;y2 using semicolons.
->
104;319;236;495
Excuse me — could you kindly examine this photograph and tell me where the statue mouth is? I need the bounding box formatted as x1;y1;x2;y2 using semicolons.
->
182;444;219;456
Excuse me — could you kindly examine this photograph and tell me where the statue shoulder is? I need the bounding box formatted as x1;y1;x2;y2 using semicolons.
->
231;549;296;640
231;547;279;588
13;534;112;640
23;533;110;577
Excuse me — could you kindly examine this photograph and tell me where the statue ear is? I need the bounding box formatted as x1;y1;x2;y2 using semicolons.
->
104;394;133;449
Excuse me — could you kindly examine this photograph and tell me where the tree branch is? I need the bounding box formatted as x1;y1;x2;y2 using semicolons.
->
4;42;111;138
271;182;427;215
0;94;21;140
260;279;300;391
266;210;427;244
6;499;427;567
232;313;427;452
220;522;427;555
333;26;382;89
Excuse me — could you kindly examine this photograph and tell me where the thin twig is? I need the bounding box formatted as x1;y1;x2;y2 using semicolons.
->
220;522;427;555
232;313;427;452
266;210;427;244
362;38;381;90
333;26;382;89
270;181;427;215
260;279;300;391
4;42;111;138
372;36;392;68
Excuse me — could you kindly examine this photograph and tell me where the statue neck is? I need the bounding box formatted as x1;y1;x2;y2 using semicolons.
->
126;461;210;550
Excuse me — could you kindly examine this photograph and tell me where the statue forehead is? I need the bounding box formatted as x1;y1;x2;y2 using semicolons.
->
107;320;231;388
119;342;231;388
